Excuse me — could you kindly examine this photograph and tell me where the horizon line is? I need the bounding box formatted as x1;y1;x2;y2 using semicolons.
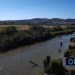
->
0;18;75;21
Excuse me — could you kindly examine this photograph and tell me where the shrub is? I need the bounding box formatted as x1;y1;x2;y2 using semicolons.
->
64;50;70;57
70;70;75;75
43;57;66;75
5;26;17;36
43;56;51;74
51;59;65;75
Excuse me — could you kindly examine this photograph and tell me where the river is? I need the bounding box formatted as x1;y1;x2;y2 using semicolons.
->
0;33;75;75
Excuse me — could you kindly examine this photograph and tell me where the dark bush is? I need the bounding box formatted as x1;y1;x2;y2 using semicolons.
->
51;59;65;75
43;57;66;75
64;50;70;57
70;70;75;75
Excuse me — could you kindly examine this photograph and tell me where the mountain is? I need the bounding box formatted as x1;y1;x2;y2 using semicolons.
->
65;19;75;22
0;18;75;25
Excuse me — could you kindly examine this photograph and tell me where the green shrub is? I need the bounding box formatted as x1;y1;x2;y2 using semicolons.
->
51;59;65;75
64;50;70;57
43;56;51;74
43;57;66;75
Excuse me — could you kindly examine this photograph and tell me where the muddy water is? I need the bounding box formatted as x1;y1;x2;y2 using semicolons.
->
0;33;75;75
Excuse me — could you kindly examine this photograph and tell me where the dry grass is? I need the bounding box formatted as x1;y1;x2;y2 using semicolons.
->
0;25;67;31
0;25;30;31
43;25;67;30
70;42;75;46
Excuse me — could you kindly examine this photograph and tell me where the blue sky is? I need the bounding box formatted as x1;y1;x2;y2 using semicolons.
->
0;0;75;20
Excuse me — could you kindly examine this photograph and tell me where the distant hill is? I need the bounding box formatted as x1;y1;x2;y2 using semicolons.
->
0;18;75;25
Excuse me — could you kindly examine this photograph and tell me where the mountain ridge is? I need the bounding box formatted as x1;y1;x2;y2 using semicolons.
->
0;18;75;25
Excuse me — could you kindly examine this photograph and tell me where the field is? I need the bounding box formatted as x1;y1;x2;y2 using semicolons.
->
0;25;74;31
0;25;30;31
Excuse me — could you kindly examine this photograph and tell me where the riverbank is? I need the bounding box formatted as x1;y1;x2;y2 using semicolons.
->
0;25;75;52
64;37;75;57
63;36;75;74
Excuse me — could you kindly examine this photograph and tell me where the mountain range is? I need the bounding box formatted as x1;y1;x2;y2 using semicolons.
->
0;18;75;25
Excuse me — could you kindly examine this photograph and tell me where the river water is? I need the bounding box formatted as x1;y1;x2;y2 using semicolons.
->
0;33;75;75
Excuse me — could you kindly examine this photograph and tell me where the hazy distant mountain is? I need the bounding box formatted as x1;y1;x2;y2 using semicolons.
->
0;18;75;25
65;19;75;23
50;18;65;22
